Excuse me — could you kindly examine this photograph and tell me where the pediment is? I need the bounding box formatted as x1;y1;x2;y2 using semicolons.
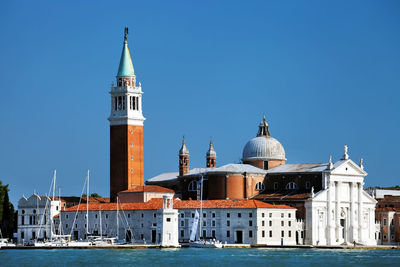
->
330;159;367;176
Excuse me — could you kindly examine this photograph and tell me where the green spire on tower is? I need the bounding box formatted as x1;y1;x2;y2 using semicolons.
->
117;27;135;77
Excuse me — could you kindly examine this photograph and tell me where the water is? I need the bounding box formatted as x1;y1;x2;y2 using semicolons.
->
1;248;399;266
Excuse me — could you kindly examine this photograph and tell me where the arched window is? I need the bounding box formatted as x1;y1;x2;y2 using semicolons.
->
255;182;265;191
188;181;197;192
286;182;297;190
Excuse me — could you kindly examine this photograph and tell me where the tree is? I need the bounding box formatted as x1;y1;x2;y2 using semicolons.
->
0;181;15;238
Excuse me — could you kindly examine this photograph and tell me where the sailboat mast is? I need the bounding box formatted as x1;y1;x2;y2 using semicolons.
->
199;176;203;239
99;208;102;239
116;197;119;239
86;170;90;238
51;170;56;239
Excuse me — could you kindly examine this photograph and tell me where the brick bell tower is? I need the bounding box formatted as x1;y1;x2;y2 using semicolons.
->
206;140;216;168
109;28;145;202
179;137;189;176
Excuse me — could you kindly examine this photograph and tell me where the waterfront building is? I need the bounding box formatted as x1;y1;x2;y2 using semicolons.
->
58;198;299;245
375;195;400;245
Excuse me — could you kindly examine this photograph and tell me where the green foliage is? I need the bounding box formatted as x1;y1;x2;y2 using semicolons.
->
0;180;15;238
90;193;102;198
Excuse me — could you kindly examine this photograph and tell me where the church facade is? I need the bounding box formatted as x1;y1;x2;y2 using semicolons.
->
147;117;379;246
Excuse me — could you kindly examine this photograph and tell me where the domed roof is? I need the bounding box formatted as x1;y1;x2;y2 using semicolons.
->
242;116;286;161
242;136;286;161
206;140;217;158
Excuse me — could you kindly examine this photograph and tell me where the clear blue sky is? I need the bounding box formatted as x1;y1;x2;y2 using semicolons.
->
1;0;399;206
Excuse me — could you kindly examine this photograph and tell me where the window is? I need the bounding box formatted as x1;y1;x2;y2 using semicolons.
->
269;221;272;227
66;224;68;228
118;96;122;110
21;231;24;239
114;97;117;110
288;213;291;218
286;182;297;190
122;96;126;110
262;221;265;227
188;181;197;192
56;206;59;211
281;231;284;237
180;221;184;227
131;143;133;147
249;212;253;218
33;209;36;214
391;235;395;240
212;230;216;238
227;213;230;218
212;213;216;218
288;221;291;227
106;214;108;219
75;224;78;228
262;231;265;238
269;213;272;218
281;213;284;218
66;214;69;219
203;213;206;218
203;221;206;227
192;213;195;218
249;221;253;226
383;218;387;226
212;221;216;227
131;156;133;160
203;230;206;238
180;230;184;238
227;221;230;226
255;182;265;191
281;221;284;227
383;234;387;240
180;213;185;218
274;182;278;190
153;213;156;218
305;181;311;189
128;213;130;218
238;213;241;218
262;213;265;218
21;216;24;225
227;231;230;237
166;218;171;222
249;230;253;238
32;231;36;239
141;213;144;218
269;231;272;237
131;169;133;173
95;214;98;219
289;231;291;237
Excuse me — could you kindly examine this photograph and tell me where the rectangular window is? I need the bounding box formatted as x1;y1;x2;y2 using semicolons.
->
227;213;230;218
281;231;284;238
180;221;184;227
305;181;311;189
384;218;387;226
212;230;216;238
262;231;265;238
227;230;230;237
114;97;117;111
249;230;253;238
66;224;68;228
21;231;24;239
249;213;253;218
203;213;206;218
212;221;216;227
238;213;241;218
212;213;216;218
166;218;171;222
153;213;156;218
203;221;206;227
289;231;291;237
281;213;284;218
262;221;265;227
288;213;291;218
21;216;24;225
180;230;184;238
122;96;126;110
203;230;206;238
269;231;272;237
269;221;272;227
249;220;253;226
192;213;195;218
288;221;291;227
262;213;265;218
281;221;284;227
269;213;272;218
227;221;230;226
180;213;184;218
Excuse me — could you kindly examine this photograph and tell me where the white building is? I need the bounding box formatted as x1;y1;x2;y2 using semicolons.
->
58;198;298;245
304;147;378;246
17;193;62;243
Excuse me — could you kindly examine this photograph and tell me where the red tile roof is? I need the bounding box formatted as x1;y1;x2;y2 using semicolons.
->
119;185;174;194
376;207;400;212
254;192;311;200
62;198;294;212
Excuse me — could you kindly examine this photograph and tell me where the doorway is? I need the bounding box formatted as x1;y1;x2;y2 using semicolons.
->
152;230;156;243
340;219;345;240
73;231;79;240
296;231;299;244
236;230;243;244
126;230;132;242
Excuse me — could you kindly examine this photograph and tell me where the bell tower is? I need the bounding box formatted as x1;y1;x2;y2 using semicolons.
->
109;28;145;202
206;140;216;168
179;137;189;176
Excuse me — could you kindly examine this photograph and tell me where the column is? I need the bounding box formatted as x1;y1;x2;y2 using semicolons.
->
327;187;331;244
335;181;340;242
358;182;363;243
350;182;355;241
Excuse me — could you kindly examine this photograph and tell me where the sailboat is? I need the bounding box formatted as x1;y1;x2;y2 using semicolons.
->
189;177;222;248
0;229;15;248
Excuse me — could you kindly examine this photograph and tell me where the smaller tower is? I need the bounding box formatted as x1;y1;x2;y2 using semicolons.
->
157;195;179;247
179;137;189;176
206;140;217;168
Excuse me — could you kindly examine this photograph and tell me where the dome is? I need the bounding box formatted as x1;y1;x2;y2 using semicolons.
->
242;136;286;161
242;115;286;162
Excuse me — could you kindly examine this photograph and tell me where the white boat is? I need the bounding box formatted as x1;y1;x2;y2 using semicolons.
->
0;238;16;248
189;177;222;248
189;239;223;248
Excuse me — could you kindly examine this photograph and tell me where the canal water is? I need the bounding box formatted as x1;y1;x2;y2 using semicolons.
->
1;248;399;266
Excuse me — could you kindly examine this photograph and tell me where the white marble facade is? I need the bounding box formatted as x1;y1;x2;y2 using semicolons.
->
305;157;378;246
